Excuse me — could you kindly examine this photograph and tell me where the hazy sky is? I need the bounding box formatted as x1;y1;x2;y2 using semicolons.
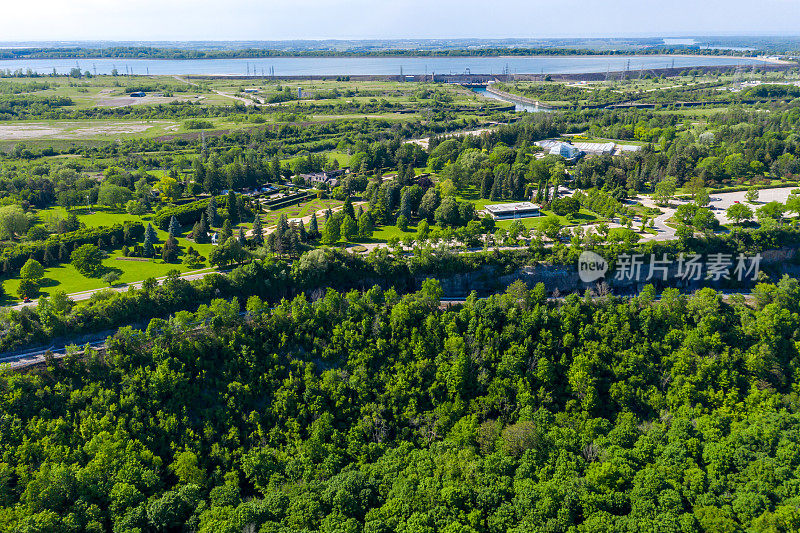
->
6;0;800;41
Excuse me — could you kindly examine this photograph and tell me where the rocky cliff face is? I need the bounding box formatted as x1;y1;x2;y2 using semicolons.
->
418;247;800;298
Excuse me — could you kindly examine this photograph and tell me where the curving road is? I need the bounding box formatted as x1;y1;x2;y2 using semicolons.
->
8;268;220;311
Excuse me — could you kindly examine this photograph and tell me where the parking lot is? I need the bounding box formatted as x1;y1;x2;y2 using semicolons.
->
707;186;796;224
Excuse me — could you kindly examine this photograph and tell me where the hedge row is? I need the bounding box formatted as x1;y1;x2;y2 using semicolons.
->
267;193;315;211
153;196;227;230
262;191;309;207
709;182;799;194
0;221;145;271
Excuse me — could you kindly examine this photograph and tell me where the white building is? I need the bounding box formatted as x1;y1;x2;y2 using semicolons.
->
484;202;541;220
549;142;581;160
572;141;615;156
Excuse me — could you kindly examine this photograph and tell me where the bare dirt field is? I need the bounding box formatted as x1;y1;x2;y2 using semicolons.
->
94;94;199;107
0;121;177;140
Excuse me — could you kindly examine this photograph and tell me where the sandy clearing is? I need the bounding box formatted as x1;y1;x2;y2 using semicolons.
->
95;95;195;107
0;121;177;140
0;123;63;139
64;124;156;137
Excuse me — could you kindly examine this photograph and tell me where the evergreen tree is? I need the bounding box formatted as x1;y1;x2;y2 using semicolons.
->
490;174;501;201
399;190;412;221
275;214;290;254
192;159;206;192
481;172;492;199
358;212;374;238
206;197;218;227
193;214;209;244
143;228;154;258
288;224;300;255
58;243;68;262
161;236;178;262
309;212;319;237
343;197;356;220
237;195;247;223
204;160;223;194
322;213;341;244
298;220;307;242
168;216;181;238
370;195;389;225
405;164;416;184
251;214;264;247
266;232;277;255
227;191;239;224
145;223;158;245
237;227;247;247
220;219;232;246
342;215;357;241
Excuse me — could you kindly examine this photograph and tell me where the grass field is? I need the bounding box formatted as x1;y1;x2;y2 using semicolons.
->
2;254;216;304
495;208;601;230
369;223;419;241
0;206;256;302
262;198;344;226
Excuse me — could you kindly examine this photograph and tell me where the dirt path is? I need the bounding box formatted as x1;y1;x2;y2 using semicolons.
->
250;200;369;238
173;75;257;106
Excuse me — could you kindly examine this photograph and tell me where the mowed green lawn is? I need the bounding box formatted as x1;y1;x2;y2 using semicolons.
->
0;206;260;302
3;254;216;302
262;198;344;226
495;208;602;230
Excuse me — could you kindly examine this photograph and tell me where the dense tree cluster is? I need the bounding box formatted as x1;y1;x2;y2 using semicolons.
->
4;278;800;531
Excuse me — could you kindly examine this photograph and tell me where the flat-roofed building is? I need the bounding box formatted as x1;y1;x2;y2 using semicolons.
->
484;202;541;220
614;144;642;155
549;142;580;161
534;139;561;151
572;141;615;155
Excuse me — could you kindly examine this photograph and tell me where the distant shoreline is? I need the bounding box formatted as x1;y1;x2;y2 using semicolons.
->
0;48;774;61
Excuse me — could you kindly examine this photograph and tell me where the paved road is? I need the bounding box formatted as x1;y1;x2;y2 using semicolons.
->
250;200;369;239
707;186;796;224
637;195;678;241
8;268;220;311
636;186;796;236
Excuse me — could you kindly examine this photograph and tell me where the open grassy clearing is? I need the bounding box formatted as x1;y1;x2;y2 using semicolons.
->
495;208;601;230
261;198;344;226
0;205;267;302
2;254;217;303
6;75;495;112
0;117;269;141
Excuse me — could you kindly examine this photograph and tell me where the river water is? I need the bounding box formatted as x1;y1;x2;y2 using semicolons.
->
0;55;765;76
472;87;544;113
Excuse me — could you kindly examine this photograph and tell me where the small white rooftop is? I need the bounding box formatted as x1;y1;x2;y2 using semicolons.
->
616;144;642;152
573;141;615;154
484;202;541;213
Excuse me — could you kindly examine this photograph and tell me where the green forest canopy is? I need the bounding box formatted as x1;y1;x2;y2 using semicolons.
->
3;278;800;531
